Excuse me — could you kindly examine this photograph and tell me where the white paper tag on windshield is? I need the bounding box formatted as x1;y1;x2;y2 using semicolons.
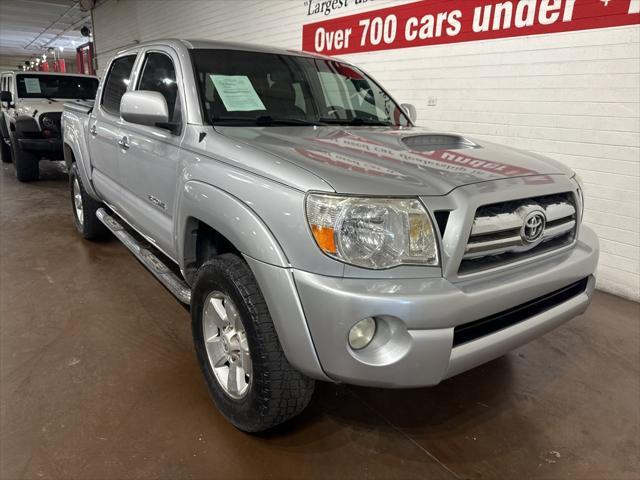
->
24;78;41;94
210;75;266;112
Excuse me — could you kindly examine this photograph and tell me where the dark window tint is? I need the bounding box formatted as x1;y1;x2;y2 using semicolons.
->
16;74;98;100
137;52;179;121
101;55;136;115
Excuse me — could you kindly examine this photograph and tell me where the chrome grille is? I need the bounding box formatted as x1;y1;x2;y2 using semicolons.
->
459;193;577;275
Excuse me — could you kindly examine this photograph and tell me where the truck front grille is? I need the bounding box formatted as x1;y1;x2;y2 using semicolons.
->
452;277;589;347
459;192;577;275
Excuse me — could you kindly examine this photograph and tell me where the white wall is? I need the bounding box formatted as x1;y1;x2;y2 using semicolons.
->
92;0;640;301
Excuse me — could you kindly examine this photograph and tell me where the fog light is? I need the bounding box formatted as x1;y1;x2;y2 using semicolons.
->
348;317;377;350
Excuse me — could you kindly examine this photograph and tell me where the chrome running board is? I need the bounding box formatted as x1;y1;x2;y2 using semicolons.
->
96;208;191;304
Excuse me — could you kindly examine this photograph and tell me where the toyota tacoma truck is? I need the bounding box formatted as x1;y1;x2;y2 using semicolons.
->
61;39;599;432
0;70;99;181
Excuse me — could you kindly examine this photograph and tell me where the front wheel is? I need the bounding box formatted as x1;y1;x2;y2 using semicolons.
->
191;254;315;432
10;134;38;182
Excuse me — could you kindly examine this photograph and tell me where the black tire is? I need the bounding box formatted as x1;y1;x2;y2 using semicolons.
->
191;254;315;432
0;115;11;163
69;163;108;240
0;138;11;163
10;134;38;182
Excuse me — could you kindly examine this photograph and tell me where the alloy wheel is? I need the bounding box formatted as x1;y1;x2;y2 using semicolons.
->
73;177;84;225
202;291;252;399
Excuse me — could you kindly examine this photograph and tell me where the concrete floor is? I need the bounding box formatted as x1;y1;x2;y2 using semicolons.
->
0;161;638;480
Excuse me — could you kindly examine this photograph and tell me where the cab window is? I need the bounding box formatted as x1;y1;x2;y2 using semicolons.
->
137;52;179;122
101;55;137;116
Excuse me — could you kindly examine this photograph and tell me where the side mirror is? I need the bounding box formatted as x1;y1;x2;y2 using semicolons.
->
0;90;12;104
401;103;417;123
120;90;169;128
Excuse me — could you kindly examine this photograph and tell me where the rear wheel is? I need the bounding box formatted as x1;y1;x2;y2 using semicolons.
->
10;134;39;182
191;254;315;432
69;163;108;240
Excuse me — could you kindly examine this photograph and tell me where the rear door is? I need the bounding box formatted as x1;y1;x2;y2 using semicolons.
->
88;53;138;209
117;47;185;259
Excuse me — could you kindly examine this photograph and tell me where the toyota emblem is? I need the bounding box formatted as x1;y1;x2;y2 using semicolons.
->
521;210;546;243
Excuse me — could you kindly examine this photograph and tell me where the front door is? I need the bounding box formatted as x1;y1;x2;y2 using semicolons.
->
117;48;184;260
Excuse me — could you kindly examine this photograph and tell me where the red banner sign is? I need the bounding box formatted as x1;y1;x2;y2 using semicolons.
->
302;0;640;55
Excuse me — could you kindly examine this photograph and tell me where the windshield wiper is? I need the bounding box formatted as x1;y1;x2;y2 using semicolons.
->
212;116;325;126
318;117;392;126
255;115;326;126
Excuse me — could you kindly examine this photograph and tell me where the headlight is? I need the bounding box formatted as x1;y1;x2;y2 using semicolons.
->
305;193;439;269
42;116;55;128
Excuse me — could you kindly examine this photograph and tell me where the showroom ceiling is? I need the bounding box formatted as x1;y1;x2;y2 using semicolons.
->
0;0;92;62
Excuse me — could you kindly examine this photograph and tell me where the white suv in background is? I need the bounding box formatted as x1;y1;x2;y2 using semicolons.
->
0;71;98;181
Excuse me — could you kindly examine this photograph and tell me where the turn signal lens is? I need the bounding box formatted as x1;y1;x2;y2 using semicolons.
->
310;224;337;254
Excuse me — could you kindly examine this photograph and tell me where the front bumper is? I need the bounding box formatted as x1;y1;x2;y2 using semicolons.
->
288;225;599;388
18;137;62;156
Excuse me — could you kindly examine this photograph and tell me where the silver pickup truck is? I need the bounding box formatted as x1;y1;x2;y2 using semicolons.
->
62;39;599;432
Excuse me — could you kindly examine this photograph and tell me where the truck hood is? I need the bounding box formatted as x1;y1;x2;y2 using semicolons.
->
216;126;572;196
16;98;86;119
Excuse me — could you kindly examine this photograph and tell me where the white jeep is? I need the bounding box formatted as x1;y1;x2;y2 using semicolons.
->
0;71;98;181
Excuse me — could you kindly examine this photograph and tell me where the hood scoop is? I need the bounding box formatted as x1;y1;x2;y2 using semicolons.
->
402;134;478;152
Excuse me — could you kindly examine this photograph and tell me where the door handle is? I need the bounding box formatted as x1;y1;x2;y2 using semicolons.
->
118;136;130;150
89;124;97;136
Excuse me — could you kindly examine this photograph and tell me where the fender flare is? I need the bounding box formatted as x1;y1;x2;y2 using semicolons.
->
13;115;39;137
176;180;289;275
176;180;328;380
62;113;100;200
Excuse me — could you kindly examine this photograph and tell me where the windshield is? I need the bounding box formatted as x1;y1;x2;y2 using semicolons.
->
191;49;411;127
16;74;99;100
